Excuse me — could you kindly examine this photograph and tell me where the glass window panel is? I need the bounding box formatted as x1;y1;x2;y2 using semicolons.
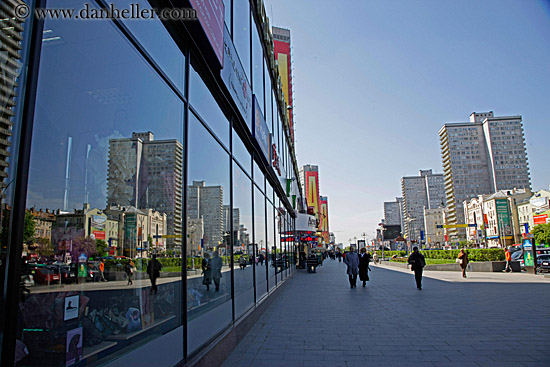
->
252;24;264;111
233;0;250;82
253;160;264;191
232;128;250;175
190;65;229;147
264;64;273;134
187;113;232;354
267;203;276;291
223;0;232;33
23;2;184;364
254;187;267;300
105;0;185;95
233;163;254;318
271;93;276;136
266;181;274;206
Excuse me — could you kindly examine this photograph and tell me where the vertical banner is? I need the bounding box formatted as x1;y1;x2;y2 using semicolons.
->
320;197;329;244
304;171;320;217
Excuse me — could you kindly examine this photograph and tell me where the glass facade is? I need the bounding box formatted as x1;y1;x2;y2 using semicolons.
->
0;0;301;366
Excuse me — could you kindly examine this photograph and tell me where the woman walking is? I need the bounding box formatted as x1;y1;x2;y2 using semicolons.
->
344;247;359;288
358;248;371;287
457;249;469;278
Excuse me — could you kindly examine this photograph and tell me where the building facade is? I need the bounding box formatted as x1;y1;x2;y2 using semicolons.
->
401;170;445;242
384;200;402;226
423;207;445;246
439;111;531;240
0;1;303;366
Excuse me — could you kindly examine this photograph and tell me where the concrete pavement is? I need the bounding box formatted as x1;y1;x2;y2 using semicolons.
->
222;258;550;367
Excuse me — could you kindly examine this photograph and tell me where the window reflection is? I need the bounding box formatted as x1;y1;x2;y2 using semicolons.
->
21;2;184;365
233;0;250;81
267;202;275;291
232;128;250;174
187;112;232;353
254;187;267;300
233;162;254;318
252;24;264;111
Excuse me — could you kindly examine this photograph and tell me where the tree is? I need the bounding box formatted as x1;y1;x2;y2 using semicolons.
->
35;237;54;257
69;236;96;260
24;212;36;245
95;239;108;257
533;223;550;246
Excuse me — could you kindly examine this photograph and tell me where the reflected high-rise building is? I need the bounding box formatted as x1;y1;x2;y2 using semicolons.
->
107;132;183;251
187;181;223;249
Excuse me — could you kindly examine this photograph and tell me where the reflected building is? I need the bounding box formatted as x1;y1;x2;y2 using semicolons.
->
187;181;223;249
107;132;182;251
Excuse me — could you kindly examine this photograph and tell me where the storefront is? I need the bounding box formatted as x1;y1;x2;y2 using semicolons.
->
0;0;302;365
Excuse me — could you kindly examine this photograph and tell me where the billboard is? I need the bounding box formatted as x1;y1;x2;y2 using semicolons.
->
320;197;329;243
495;199;512;235
273;27;294;143
90;215;106;240
534;214;548;225
304;171;320;217
190;0;225;67
253;95;270;161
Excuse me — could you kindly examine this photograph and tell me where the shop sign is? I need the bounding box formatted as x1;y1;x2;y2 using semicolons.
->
221;26;252;129
534;214;548;225
271;138;281;176
295;213;317;232
190;0;225;67
253;95;270;161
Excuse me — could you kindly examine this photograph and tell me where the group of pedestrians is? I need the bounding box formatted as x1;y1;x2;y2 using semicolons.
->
342;246;471;291
343;247;372;288
202;251;223;292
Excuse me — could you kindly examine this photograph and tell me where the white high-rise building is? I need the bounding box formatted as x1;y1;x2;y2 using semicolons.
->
439;112;530;240
187;181;223;248
384;200;401;226
401;170;445;242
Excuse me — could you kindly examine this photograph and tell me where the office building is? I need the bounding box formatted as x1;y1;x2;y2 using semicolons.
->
0;1;304;366
401;170;445;242
439;111;530;240
384;200;402;226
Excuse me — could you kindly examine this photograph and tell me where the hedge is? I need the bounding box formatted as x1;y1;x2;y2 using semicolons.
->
375;249;505;262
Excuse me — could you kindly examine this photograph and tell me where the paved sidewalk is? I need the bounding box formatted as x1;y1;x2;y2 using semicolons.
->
222;259;550;367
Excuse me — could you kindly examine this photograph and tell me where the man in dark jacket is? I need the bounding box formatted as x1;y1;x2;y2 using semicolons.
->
147;254;162;294
407;247;426;290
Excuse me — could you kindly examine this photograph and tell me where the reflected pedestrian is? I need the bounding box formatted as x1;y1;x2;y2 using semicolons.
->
210;251;222;292
344;246;359;288
99;259;106;282
372;252;379;265
147;254;162;294
505;247;512;272
125;260;136;285
202;253;212;291
407;246;426;290
458;249;469;278
358;248;371;287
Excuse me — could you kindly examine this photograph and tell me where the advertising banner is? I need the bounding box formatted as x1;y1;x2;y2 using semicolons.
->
320;197;329;243
91;215;106;240
221;26;252;129
523;239;534;267
190;0;224;67
273;30;294;143
495;199;512;235
534;214;548;225
304;171;320;216
253;95;271;161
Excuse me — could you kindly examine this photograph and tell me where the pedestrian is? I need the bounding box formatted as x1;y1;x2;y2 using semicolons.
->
337;251;342;262
202;253;212;291
210;251;223;292
372;251;379;265
344;246;359;288
125;260;136;285
358;248;371;287
407;246;426;290
147;254;162;294
504;247;512;272
99;259;106;282
457;249;469;278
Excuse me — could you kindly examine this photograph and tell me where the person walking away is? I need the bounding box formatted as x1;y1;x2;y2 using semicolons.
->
344;247;360;288
505;247;512;272
372;252;379;265
337;251;342;263
99;259;106;282
458;249;469;278
407;247;426;290
358;248;371;287
210;251;223;292
147;254;162;294
126;260;136;285
202;253;212;291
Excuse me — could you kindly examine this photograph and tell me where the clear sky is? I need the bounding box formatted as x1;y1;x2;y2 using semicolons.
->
264;0;550;245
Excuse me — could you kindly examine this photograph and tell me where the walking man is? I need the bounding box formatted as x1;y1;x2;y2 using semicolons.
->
344;246;359;288
358;248;371;287
147;254;162;294
407;246;426;290
99;259;106;282
210;251;223;292
505;247;512;272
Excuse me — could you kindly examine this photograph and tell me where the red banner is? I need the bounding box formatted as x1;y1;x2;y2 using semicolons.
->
534;214;548;225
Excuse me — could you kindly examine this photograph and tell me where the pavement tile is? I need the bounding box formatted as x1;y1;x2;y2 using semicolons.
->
221;261;550;367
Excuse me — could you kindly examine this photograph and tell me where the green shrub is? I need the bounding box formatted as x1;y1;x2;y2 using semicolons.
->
375;248;505;262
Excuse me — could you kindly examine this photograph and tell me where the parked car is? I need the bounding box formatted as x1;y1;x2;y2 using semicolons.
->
537;254;550;272
511;250;524;268
28;264;60;285
86;261;102;282
57;264;77;284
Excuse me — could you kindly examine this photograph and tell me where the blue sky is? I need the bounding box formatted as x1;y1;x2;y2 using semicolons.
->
264;0;550;245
